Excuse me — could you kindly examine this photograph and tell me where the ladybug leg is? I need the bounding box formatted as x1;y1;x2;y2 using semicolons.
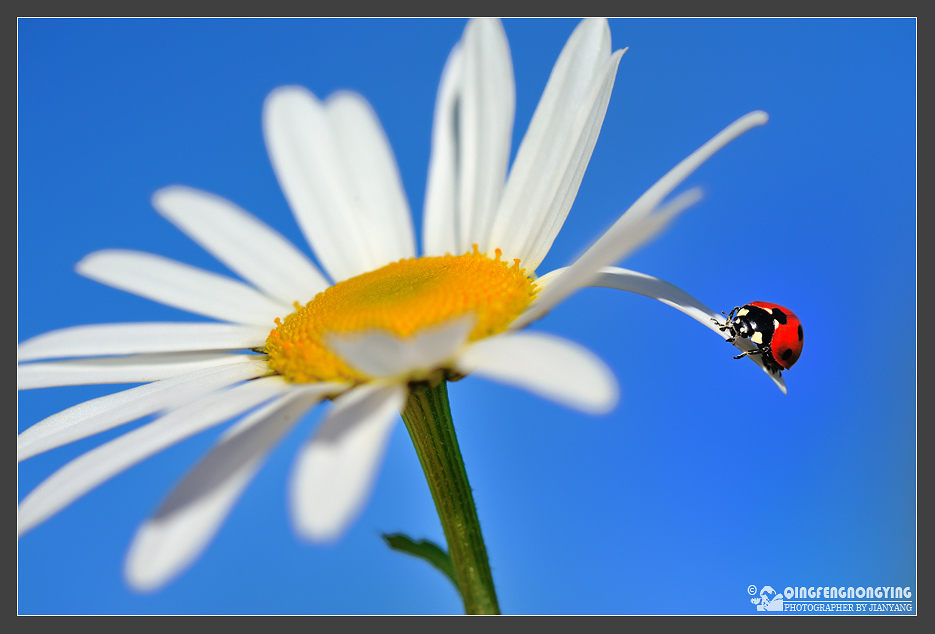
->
733;346;783;374
713;307;741;335
714;307;740;337
732;345;768;360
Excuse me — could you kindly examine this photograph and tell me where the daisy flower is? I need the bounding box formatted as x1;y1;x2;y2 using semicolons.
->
17;18;779;605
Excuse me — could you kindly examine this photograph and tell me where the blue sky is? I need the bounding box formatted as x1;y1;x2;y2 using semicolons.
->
18;18;916;615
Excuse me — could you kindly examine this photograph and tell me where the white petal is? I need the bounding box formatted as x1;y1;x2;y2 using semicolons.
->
550;266;787;393
17;377;323;538
152;186;329;305
422;40;463;257
455;331;618;414
124;384;332;592
263;87;415;283
327;315;475;380
326;93;416;266
537;265;724;334
433;19;515;255
17;358;270;462
77;250;290;326
488;18;624;271
516;188;704;328
290;382;406;542
18;352;249;390
17;322;269;362
624;111;770;225
514;112;769;327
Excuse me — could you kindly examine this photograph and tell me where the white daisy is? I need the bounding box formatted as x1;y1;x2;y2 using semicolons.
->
17;18;778;594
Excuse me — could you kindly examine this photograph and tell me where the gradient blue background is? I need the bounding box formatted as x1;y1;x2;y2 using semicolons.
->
17;18;916;615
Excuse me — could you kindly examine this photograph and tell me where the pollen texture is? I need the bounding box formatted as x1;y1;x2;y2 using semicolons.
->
266;248;537;383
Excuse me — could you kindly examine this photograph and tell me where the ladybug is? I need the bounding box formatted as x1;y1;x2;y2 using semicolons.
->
716;301;803;374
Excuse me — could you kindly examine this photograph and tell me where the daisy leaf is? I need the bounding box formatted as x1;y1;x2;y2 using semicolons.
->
382;533;458;594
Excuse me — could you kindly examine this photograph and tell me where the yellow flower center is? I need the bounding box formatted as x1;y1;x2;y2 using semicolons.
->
265;247;537;384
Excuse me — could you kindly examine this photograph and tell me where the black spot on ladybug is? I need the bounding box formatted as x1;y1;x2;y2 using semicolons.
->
781;348;793;361
797;325;803;341
770;307;788;324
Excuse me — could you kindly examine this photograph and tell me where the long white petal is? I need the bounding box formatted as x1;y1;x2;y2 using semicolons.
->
327;315;474;380
453;18;515;255
514;111;769;327
422;40;463;257
18;352;249;390
516;188;704;328
540;266;787;393
624;111;771;224
17;322;269;362
455;331;618;414
290;382;406;542
488;18;623;271
77;250;289;326
264;87;415;283
17;377;324;538
326;92;416;268
152;186;329;305
264;86;363;282
123;384;332;592
17;358;270;462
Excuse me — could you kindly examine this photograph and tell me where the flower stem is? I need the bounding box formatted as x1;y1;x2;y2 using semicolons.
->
400;379;500;615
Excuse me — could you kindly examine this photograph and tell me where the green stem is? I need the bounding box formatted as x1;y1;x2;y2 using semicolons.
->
400;379;500;615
